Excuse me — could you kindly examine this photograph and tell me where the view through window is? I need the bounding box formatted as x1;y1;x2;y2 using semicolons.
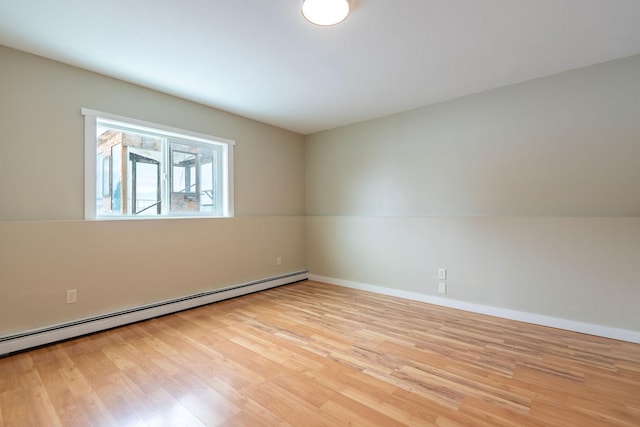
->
84;110;233;219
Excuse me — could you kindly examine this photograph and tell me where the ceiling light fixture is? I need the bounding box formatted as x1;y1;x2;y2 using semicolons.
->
302;0;350;26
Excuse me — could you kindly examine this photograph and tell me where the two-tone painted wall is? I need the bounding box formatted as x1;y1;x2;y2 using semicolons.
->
306;55;640;337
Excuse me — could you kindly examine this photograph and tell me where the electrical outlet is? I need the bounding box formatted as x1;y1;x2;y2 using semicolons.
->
66;289;77;304
438;282;447;294
438;268;447;280
276;256;282;266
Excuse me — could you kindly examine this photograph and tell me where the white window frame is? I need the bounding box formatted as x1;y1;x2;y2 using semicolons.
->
82;108;235;219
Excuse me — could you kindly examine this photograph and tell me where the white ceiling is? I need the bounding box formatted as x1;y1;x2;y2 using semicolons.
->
1;1;640;135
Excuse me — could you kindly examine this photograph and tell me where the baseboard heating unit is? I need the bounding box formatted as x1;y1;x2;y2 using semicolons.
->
0;270;308;356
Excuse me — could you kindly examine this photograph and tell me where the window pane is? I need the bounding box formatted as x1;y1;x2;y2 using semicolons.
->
200;160;214;212
172;150;197;193
128;144;162;215
101;156;110;197
170;145;200;213
133;160;160;215
111;145;122;214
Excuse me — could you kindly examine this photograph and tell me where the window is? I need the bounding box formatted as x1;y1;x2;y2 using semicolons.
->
83;109;234;219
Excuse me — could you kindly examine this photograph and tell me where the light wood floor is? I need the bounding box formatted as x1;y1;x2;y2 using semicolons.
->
1;280;639;426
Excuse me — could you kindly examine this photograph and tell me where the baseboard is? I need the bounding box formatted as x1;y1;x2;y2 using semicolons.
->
308;274;640;344
0;271;308;356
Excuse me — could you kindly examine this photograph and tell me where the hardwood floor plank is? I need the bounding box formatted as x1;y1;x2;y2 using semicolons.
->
39;368;92;427
319;395;410;427
2;280;639;426
457;396;540;427
310;367;441;426
18;369;61;427
1;388;31;427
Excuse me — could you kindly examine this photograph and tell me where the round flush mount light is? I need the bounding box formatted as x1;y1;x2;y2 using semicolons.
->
302;0;350;26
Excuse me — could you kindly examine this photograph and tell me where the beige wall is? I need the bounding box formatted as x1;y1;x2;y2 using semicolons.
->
0;46;305;335
306;55;640;331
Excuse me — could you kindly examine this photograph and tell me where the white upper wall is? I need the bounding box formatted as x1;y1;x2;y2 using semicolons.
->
0;45;305;221
306;55;640;217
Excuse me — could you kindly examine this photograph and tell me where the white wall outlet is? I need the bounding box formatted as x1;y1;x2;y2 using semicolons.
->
438;282;447;294
276;256;282;266
438;268;447;280
66;289;77;304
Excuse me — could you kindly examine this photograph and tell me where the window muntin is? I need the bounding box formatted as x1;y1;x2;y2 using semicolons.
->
84;109;234;219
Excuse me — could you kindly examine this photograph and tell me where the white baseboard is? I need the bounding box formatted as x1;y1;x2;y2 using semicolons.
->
308;274;640;344
0;271;308;356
